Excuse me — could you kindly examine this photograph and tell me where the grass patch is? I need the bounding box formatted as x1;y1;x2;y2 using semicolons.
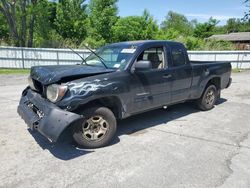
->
0;68;30;74
232;68;250;73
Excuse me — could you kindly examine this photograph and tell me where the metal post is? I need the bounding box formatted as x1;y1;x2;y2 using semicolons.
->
56;51;59;65
214;53;217;61
237;53;240;69
21;48;25;69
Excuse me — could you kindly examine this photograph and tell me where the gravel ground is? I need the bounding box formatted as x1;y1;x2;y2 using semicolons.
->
0;72;250;188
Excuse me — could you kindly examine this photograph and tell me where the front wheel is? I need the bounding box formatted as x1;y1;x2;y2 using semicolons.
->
72;107;117;149
197;85;218;111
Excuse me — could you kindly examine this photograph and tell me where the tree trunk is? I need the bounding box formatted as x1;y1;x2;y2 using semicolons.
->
0;0;20;46
28;14;35;47
20;0;27;47
27;0;38;47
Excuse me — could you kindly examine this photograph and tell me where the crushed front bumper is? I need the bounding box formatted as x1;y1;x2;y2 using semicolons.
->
17;88;84;142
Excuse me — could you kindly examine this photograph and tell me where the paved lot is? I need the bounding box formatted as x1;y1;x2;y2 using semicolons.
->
0;72;250;188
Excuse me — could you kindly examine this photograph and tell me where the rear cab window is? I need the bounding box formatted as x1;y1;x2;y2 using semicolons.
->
170;45;186;67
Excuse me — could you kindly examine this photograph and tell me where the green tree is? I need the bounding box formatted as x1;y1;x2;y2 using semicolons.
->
0;0;51;47
32;1;58;47
183;36;203;50
112;10;158;42
156;28;180;40
25;0;59;47
193;17;219;38
55;0;88;43
239;21;250;31
141;9;159;40
87;0;118;46
0;11;8;41
112;16;145;41
221;18;250;34
225;18;242;33
161;11;194;36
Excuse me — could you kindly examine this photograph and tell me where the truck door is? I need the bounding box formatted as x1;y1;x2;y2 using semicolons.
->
169;44;192;102
131;46;172;113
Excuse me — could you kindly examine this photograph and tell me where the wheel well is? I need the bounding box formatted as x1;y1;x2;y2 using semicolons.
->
74;96;123;119
207;77;221;90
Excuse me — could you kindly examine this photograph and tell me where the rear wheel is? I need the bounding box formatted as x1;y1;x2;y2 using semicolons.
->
197;85;218;111
72;107;117;149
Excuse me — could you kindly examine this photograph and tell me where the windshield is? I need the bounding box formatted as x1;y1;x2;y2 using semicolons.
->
85;44;137;70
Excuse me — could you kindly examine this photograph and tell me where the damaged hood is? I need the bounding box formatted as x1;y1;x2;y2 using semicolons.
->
30;65;115;85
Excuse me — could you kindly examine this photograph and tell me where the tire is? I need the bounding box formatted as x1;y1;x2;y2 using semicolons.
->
197;85;218;111
72;106;117;149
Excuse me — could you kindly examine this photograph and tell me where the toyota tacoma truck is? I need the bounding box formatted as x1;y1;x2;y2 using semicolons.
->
18;40;232;148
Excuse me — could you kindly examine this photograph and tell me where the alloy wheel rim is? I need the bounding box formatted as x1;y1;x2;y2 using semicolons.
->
205;90;215;105
82;115;109;141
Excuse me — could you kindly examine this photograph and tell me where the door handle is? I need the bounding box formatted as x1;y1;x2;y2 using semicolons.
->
163;74;172;79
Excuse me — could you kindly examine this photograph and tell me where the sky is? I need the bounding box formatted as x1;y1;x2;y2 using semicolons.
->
116;0;248;25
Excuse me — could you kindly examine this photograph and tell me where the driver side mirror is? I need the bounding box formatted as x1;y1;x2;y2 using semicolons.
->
134;60;152;72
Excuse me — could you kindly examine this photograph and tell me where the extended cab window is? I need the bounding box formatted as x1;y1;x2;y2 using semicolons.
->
171;46;186;66
137;47;165;69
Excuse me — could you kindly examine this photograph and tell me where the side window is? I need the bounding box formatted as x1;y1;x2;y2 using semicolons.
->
137;47;165;69
171;46;186;66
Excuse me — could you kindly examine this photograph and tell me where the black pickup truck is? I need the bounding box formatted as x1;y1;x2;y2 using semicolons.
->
18;40;232;148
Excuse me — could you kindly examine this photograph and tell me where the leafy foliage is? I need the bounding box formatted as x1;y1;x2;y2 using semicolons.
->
0;1;248;50
87;0;118;45
200;40;237;51
0;11;8;42
112;10;158;42
193;18;219;38
225;18;250;33
55;0;88;42
161;11;194;36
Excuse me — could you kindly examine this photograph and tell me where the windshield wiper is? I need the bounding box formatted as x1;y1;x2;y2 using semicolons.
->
68;47;89;66
82;44;108;69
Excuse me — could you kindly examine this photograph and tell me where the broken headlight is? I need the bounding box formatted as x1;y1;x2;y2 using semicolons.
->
46;84;68;103
28;76;36;91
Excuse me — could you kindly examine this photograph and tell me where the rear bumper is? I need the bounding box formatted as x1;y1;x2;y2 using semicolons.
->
17;88;84;142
